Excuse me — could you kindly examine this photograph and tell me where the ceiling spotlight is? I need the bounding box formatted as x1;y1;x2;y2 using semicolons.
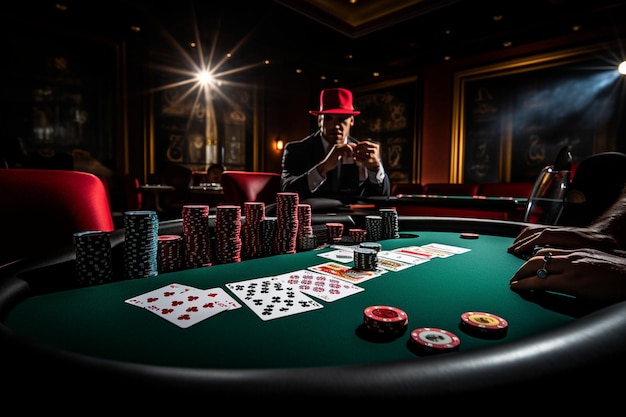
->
618;61;626;75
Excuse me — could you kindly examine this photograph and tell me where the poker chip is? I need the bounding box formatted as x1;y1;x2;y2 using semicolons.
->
460;311;508;338
363;305;408;336
460;232;479;239
409;327;461;353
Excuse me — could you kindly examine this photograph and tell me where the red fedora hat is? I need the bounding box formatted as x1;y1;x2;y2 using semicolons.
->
309;88;360;116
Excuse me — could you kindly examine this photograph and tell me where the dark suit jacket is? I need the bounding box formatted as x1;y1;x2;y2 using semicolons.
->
280;131;391;201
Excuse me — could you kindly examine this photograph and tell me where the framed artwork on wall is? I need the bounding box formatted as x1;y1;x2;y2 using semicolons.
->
452;43;625;183
352;77;419;184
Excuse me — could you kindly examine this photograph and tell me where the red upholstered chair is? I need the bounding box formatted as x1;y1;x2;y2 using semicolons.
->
390;182;423;196
422;183;480;196
221;171;281;206
0;168;114;265
477;182;534;198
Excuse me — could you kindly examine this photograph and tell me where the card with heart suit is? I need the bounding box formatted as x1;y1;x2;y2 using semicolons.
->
125;283;241;310
378;250;430;266
225;276;323;321
125;283;238;328
124;283;191;307
307;262;387;284
143;289;230;328
273;270;365;302
375;256;417;272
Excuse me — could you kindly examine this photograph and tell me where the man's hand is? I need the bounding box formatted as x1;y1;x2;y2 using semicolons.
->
353;140;382;172
316;143;355;178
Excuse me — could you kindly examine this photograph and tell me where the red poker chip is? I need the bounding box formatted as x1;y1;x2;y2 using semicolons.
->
410;327;461;351
363;305;408;324
460;232;479;239
460;311;508;332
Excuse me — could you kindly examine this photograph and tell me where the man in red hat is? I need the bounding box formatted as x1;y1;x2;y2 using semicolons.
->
280;88;390;206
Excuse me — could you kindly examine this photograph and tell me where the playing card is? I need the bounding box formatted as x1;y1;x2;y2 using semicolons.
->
205;287;242;310
144;287;230;328
166;284;242;310
124;282;191;307
378;250;430;266
376;256;416;272
225;276;323;321
391;246;437;261
274;270;364;302
308;262;387;284
421;242;471;256
317;248;355;263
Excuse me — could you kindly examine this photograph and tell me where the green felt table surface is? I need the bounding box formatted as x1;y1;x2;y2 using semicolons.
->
4;231;576;369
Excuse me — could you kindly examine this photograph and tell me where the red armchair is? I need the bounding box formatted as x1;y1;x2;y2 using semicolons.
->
221;171;281;206
0;168;114;265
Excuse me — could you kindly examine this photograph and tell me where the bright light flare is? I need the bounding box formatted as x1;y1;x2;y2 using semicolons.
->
197;71;214;85
619;60;626;75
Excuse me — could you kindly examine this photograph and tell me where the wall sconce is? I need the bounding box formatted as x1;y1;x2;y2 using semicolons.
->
275;136;284;151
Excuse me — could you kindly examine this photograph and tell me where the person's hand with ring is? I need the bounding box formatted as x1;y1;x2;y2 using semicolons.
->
509;247;626;304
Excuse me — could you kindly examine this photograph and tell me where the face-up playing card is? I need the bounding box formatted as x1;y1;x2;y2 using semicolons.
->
225;276;323;321
317;249;355;263
143;287;230;328
421;242;471;256
376;256;416;272
125;283;237;328
204;287;242;310
378;250;430;266
273;270;364;302
307;262;387;284
124;283;190;307
391;246;438;261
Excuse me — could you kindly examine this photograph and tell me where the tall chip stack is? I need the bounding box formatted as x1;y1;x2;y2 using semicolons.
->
74;230;113;286
241;202;265;260
296;203;315;251
214;205;242;264
274;192;299;254
123;210;159;279
181;205;213;269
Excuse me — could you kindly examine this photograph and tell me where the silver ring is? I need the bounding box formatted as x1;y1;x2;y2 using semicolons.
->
536;252;552;279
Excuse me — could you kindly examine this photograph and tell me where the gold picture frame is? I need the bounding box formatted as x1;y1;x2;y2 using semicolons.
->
451;43;624;183
352;76;420;184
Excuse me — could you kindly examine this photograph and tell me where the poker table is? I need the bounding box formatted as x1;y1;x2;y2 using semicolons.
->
1;216;625;405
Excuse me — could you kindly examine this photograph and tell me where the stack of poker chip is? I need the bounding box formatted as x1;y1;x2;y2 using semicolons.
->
359;241;381;253
261;217;277;257
123;210;159;279
182;205;213;269
274;192;299;254
364;215;383;241
348;228;367;243
241;202;265;260
157;234;183;273
363;305;409;337
296;203;315;251
214;205;243;264
353;247;378;271
325;222;344;244
378;208;399;239
73;230;113;287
